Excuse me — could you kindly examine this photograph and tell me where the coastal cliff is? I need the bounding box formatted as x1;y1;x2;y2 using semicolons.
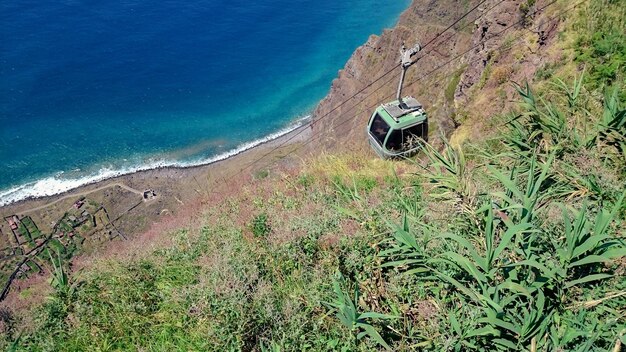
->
312;0;564;148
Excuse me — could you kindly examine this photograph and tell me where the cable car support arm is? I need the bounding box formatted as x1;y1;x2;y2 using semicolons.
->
396;43;422;107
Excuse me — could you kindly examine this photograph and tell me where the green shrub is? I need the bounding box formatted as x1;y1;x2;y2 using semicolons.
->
535;61;559;80
519;0;537;26
296;173;315;189
254;169;270;180
354;175;377;194
445;66;466;103
573;0;626;98
251;213;271;238
477;60;492;90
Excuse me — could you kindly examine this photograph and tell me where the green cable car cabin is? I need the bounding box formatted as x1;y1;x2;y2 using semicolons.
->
367;96;427;158
366;42;428;158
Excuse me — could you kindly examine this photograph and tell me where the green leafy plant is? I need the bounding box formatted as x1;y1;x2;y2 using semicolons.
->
420;139;473;213
325;277;395;350
379;215;430;276
47;249;80;304
382;78;626;348
589;88;626;154
550;197;626;291
332;175;363;203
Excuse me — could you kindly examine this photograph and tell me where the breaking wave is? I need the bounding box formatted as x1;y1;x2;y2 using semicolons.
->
0;116;310;207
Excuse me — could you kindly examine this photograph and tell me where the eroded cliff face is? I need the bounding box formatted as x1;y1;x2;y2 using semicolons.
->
312;0;564;149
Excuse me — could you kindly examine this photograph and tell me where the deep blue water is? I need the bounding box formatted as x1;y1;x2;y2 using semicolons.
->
0;0;408;204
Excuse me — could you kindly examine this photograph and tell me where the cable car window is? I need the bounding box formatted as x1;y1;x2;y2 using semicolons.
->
386;130;403;151
404;123;426;141
369;114;390;146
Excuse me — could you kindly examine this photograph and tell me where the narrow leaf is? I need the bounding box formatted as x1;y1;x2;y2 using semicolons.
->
565;274;613;289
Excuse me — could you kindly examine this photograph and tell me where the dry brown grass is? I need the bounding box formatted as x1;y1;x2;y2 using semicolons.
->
491;65;514;85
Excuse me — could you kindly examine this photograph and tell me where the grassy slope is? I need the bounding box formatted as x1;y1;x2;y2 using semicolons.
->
2;0;626;351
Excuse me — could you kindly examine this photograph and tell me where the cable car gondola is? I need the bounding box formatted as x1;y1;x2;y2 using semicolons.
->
367;43;428;158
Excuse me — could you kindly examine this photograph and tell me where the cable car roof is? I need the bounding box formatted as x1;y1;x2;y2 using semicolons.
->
375;96;427;129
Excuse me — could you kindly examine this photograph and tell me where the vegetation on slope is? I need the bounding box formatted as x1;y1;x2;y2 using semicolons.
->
572;0;626;98
2;77;624;351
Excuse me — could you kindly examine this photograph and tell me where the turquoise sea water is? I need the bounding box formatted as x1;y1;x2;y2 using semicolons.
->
0;0;409;205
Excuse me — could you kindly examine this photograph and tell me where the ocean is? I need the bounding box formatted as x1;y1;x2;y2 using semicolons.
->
0;0;409;206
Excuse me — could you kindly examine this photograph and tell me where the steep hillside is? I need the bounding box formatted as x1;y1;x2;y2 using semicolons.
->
312;0;572;148
1;0;625;351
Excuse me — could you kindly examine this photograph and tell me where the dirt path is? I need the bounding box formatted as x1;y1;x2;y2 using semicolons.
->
19;182;144;215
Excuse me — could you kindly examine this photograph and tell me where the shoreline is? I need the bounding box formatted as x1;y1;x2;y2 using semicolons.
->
0;117;311;210
0;122;312;219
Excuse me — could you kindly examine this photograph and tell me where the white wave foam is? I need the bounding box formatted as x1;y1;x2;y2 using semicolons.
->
0;116;310;207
